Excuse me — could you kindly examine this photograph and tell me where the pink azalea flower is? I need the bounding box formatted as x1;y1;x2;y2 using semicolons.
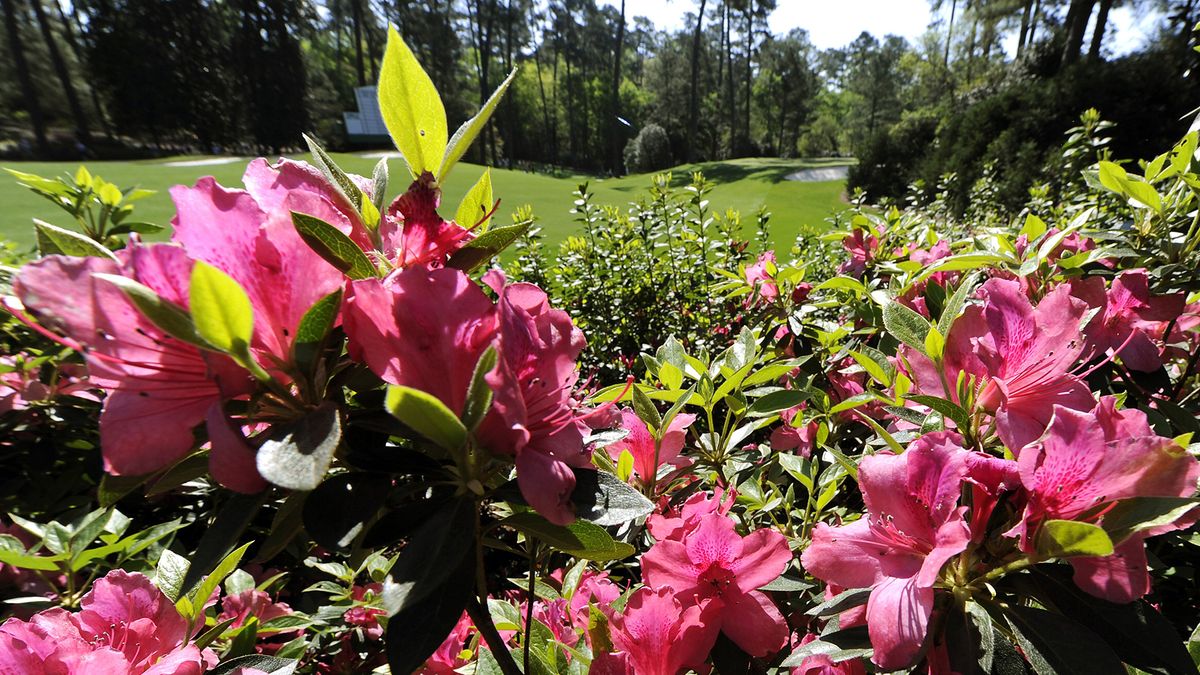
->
343;266;498;416
170;161;348;366
381;172;475;268
1069;270;1185;372
0;570;215;674
801;433;974;670
837;227;880;278
343;583;387;640
905;278;1094;452
1012;403;1200;602
477;271;590;525
646;489;735;541
642;512;792;657
605;408;697;485
770;406;817;457
745;252;780;303
596;586;724;675
12;247;255;484
420;611;476;674
217;589;295;634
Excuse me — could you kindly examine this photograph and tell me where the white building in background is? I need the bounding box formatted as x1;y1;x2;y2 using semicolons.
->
343;86;390;145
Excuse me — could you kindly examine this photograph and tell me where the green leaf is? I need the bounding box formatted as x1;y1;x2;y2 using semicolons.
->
379;26;447;178
1036;520;1114;559
291;212;377;280
384;498;475;615
439;67;518;181
571;469;655;526
747;389;807;416
502;512;635;561
185;542;252;620
806;587;871;618
292;288;343;348
882;299;932;354
303;473;392;550
1029;567;1198;675
208;655;298;675
455;168;494;232
33;219;118;260
156;549;191;602
371;156;389;219
1099;496;1200;545
444;221;531;272
303;133;363;211
937;272;977;336
1002;604;1125;675
385;385;468;450
94;274;208;349
256;402;343;491
904;395;972;434
1097;161;1162;212
461;346;498;431
630;384;663;431
849;349;892;387
1020;214;1047;240
189;261;254;358
780;626;872;667
0;549;66;571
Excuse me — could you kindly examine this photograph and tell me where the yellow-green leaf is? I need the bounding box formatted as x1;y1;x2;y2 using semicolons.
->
378;26;446;178
455;168;494;232
438;67;517;181
189;261;254;356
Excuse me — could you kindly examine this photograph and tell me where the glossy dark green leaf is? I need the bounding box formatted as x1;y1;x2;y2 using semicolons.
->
1003;604;1125;675
1029;567;1198;675
570;469;655;526
303;133;363;211
291;211;377;280
33;219;118;260
179;493;263;597
501;512;635;561
303;473;393;550
462;346;497;431
256;403;343;491
882;299;931;353
209;655;298;675
905;394;973;434
445;221;531;272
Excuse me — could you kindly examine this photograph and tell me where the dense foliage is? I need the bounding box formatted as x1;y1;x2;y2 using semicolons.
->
2;28;1200;675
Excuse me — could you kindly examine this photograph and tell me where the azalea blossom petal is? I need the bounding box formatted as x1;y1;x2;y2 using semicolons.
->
719;588;789;657
864;575;933;671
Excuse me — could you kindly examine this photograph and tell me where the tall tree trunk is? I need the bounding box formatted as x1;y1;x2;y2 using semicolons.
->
943;0;957;66
30;0;90;142
608;0;626;173
551;31;560;162
1028;0;1041;43
531;10;553;164
720;1;729;156
1088;0;1114;61
743;5;752;151
351;0;365;85
55;0;111;137
1060;0;1096;66
364;2;379;81
1017;0;1034;57
2;0;47;153
686;0;707;162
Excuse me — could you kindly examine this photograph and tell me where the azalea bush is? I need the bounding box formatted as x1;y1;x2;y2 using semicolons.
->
1;27;1199;675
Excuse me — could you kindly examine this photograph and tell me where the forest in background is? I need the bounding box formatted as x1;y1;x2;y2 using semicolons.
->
1;0;1199;213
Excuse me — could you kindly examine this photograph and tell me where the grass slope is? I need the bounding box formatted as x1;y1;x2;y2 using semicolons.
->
0;154;849;253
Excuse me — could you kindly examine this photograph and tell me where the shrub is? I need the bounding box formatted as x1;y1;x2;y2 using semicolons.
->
622;122;673;174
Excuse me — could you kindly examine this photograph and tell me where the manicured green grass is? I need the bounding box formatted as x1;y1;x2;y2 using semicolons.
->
0;153;850;254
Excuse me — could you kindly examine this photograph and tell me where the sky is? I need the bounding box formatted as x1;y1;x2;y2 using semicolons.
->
597;0;1165;56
